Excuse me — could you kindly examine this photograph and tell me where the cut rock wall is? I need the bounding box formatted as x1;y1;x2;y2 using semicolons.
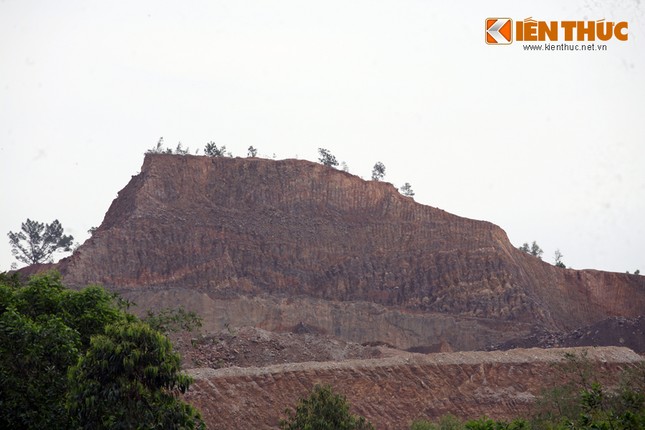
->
58;155;645;349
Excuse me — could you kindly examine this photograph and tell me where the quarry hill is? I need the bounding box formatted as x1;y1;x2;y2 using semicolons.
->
58;154;644;350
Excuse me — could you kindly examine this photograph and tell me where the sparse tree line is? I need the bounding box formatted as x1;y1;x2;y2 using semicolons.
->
5;140;639;273
146;139;417;198
147;137;259;159
517;241;641;273
317;147;415;197
519;241;567;269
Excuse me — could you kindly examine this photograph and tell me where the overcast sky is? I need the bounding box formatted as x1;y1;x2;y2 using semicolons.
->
1;0;644;274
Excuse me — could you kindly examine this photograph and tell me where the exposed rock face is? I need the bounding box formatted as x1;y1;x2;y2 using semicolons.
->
493;316;645;353
183;347;643;429
58;154;645;349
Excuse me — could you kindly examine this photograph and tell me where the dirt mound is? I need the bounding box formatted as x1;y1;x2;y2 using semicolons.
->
172;326;384;369
492;316;645;353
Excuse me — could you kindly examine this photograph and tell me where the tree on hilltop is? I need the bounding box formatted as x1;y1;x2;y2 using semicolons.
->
400;182;415;197
204;141;227;157
318;148;339;167
530;241;544;259
519;241;543;260
554;249;566;268
371;162;386;181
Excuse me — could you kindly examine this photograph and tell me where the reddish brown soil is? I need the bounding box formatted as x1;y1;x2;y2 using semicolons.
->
184;346;643;430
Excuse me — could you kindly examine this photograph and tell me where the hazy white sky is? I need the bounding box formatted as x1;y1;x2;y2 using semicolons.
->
1;0;644;274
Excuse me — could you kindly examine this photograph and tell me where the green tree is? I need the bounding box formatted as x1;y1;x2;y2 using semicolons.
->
554;249;565;268
7;219;74;265
371;162;386;181
67;321;204;429
518;241;543;260
400;182;415;197
0;272;204;429
280;384;374;430
318;148;339;167
248;145;258;157
204;141;227;157
0;273;125;428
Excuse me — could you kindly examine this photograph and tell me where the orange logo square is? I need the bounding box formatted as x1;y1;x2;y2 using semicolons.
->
486;18;513;44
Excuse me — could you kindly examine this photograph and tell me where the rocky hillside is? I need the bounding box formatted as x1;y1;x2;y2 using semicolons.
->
57;154;645;350
183;347;643;429
492;316;645;352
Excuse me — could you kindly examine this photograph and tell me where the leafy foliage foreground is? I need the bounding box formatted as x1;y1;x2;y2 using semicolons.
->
0;272;204;429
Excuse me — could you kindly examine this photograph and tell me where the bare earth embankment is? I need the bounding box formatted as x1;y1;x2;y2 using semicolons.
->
183;346;642;429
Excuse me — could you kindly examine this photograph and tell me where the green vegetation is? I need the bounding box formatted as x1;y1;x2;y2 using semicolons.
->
146;137;172;154
409;352;644;430
0;272;204;429
146;137;195;155
7;219;74;265
318;148;339;167
204;141;229;157
531;351;644;429
518;241;543;260
411;417;530;430
280;384;374;430
554;249;565;268
410;414;462;430
400;182;415;197
67;321;202;429
175;142;191;155
371;161;386;181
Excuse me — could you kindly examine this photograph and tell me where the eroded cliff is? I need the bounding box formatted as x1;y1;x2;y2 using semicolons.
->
58;154;645;349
